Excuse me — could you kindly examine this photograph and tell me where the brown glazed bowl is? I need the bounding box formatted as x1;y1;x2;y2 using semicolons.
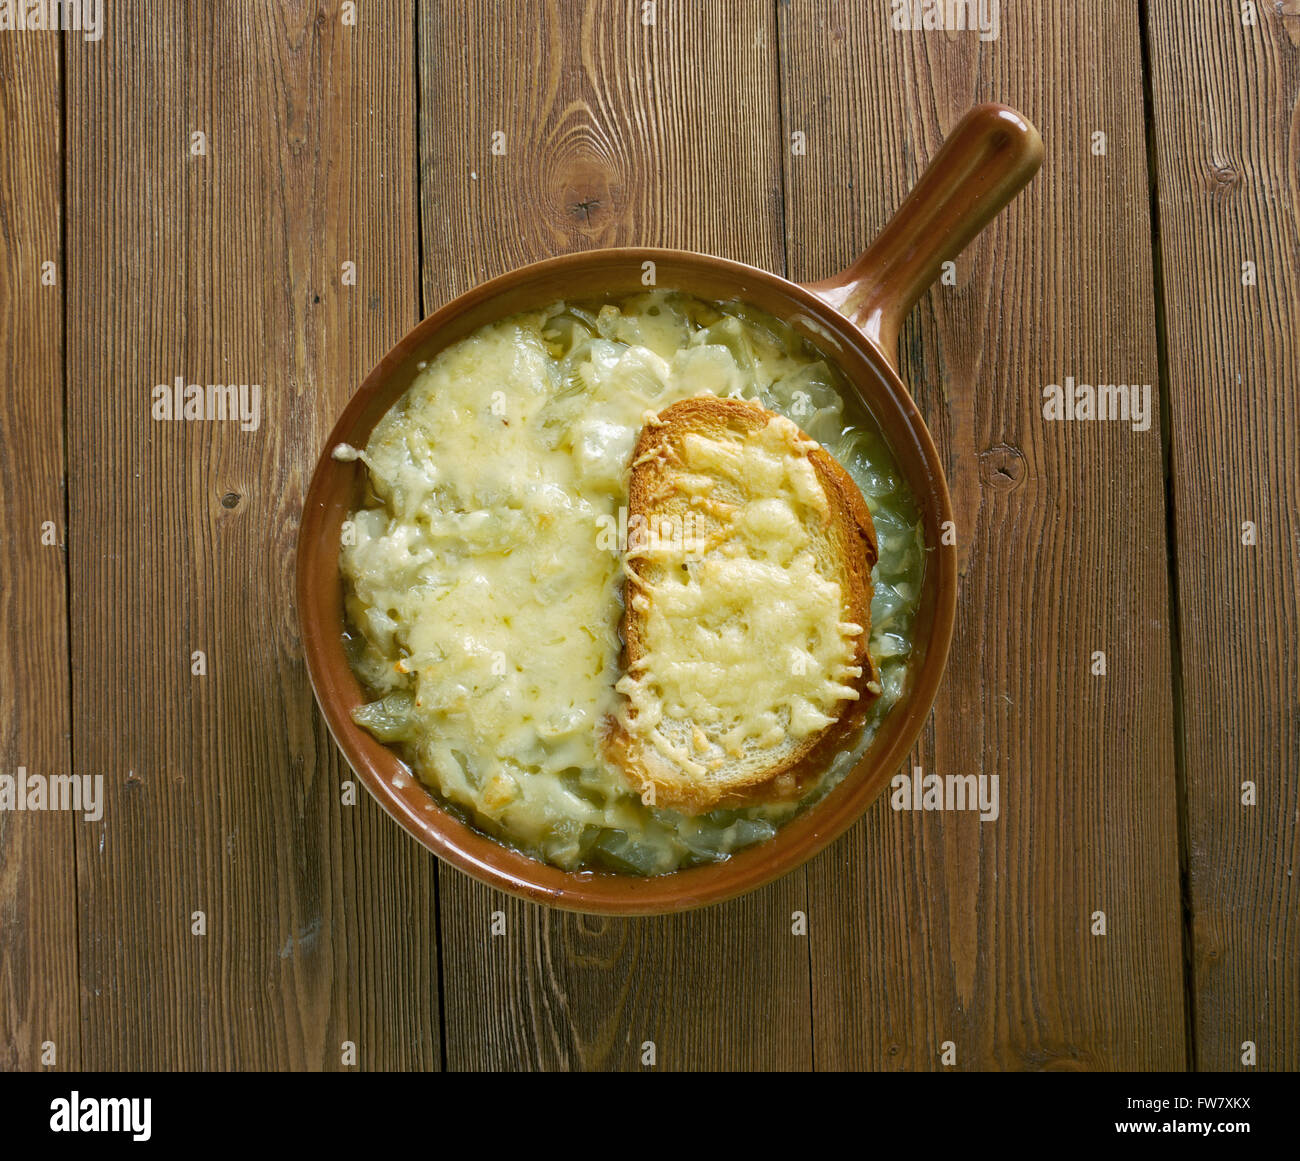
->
297;103;1043;913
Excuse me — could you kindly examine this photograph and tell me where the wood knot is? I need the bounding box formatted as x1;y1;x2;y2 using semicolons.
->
1206;163;1241;201
556;158;615;229
575;913;610;938
542;114;626;245
1017;1043;1095;1071
978;443;1025;492
564;911;629;968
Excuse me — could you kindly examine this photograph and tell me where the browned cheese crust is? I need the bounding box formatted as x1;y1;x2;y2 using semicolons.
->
606;396;882;813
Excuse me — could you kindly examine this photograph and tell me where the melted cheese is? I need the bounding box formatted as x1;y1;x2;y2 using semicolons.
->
616;419;863;772
339;292;923;873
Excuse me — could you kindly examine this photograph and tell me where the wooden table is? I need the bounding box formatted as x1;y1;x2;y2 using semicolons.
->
2;1;1295;1071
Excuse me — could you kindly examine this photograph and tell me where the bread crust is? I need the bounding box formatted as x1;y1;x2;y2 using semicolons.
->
608;396;881;813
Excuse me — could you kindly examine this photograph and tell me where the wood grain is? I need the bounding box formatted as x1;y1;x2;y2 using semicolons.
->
1146;0;1300;1071
64;2;440;1069
777;2;1186;1068
0;32;80;1072
420;0;813;1070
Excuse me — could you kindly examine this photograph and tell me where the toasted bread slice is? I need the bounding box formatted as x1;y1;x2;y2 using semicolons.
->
607;396;881;814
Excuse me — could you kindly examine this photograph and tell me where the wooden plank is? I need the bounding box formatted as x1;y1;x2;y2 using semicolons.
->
65;4;439;1068
420;0;812;1069
778;4;1186;1067
0;32;80;1073
1146;0;1300;1071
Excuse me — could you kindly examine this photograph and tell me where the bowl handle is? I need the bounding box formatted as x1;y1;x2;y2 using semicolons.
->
800;103;1043;372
